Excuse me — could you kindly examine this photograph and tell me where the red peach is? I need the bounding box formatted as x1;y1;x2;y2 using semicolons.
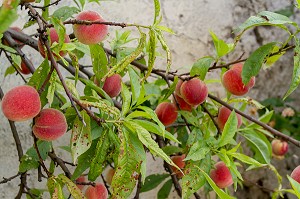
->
271;139;288;156
155;102;178;126
37;28;70;59
175;79;183;98
291;165;300;184
33;108;67;141
1;85;41;121
222;63;255;96
76;176;86;191
180;78;208;106
210;161;233;189
73;11;108;45
171;154;186;178
102;74;122;98
85;183;108;199
19;60;31;75
217;106;242;130
173;94;192;112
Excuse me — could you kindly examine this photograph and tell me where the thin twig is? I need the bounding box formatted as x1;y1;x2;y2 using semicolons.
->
48;151;72;178
0;173;22;184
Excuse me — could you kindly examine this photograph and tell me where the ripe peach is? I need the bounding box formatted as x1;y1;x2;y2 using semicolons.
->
33;108;67;141
173;94;192;112
271;139;288;156
19;60;31;75
222;63;255;96
85;183;108;199
1;85;41;121
175;79;183;98
76;176;86;191
217;106;242;130
210;161;233;189
104;167;115;185
37;28;70;59
291;165;300;183
73;11;108;45
171;154;186;178
155;102;178;126
3;27;23;48
180;78;208;106
102;74;122;98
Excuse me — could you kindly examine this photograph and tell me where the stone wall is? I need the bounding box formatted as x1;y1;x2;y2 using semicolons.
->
0;0;299;198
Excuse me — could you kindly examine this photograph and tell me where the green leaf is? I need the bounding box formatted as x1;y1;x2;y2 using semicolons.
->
111;128;145;198
90;44;108;80
58;174;86;199
185;141;210;161
198;166;235;199
4;65;16;77
121;83;131;116
210;31;234;58
241;130;271;164
133;119;179;143
242;42;277;84
155;25;175;34
182;158;209;199
128;66;141;105
0;0;19;34
235;11;297;34
161;146;183;156
287;175;300;198
71;111;92;163
247;110;273;128
161;76;178;101
124;120;180;171
156;30;172;72
227;97;264;109
229;152;264;167
47;176;63;198
157;179;173;198
190;56;214;80
52;6;79;21
105;32;146;78
218;110;238;148
140;174;169;193
153;0;161;25
141;28;156;83
28;59;50;90
88;129;110;181
284;37;300;100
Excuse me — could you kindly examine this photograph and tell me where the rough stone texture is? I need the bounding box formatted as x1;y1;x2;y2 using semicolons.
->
1;0;300;198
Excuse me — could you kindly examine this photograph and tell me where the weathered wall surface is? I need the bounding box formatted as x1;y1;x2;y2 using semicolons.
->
1;0;300;198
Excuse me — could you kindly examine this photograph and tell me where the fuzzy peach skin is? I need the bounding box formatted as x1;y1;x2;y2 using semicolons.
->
175;79;183;98
102;74;122;98
155;102;178;126
19;60;31;75
85;183;108;199
174;94;192;112
217;106;242;130
272;139;288;156
210;161;233;189
171;154;186;178
1;85;41;121
37;28;70;58
73;11;108;45
291;165;300;183
222;63;255;96
180;78;208;106
76;176;86;191
33;108;67;141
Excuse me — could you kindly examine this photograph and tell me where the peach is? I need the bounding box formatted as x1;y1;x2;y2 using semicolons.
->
175;79;183;98
38;28;70;59
3;27;23;48
173;94;192;112
19;60;31;75
180;78;208;106
291;165;300;184
1;85;41;121
210;161;233;189
155;102;178;126
217;106;242;130
102;74;122;98
271;139;288;156
73;11;108;45
104;167;115;185
222;63;255;96
85;183;108;199
76;176;86;191
33;108;67;141
171;154;186;178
